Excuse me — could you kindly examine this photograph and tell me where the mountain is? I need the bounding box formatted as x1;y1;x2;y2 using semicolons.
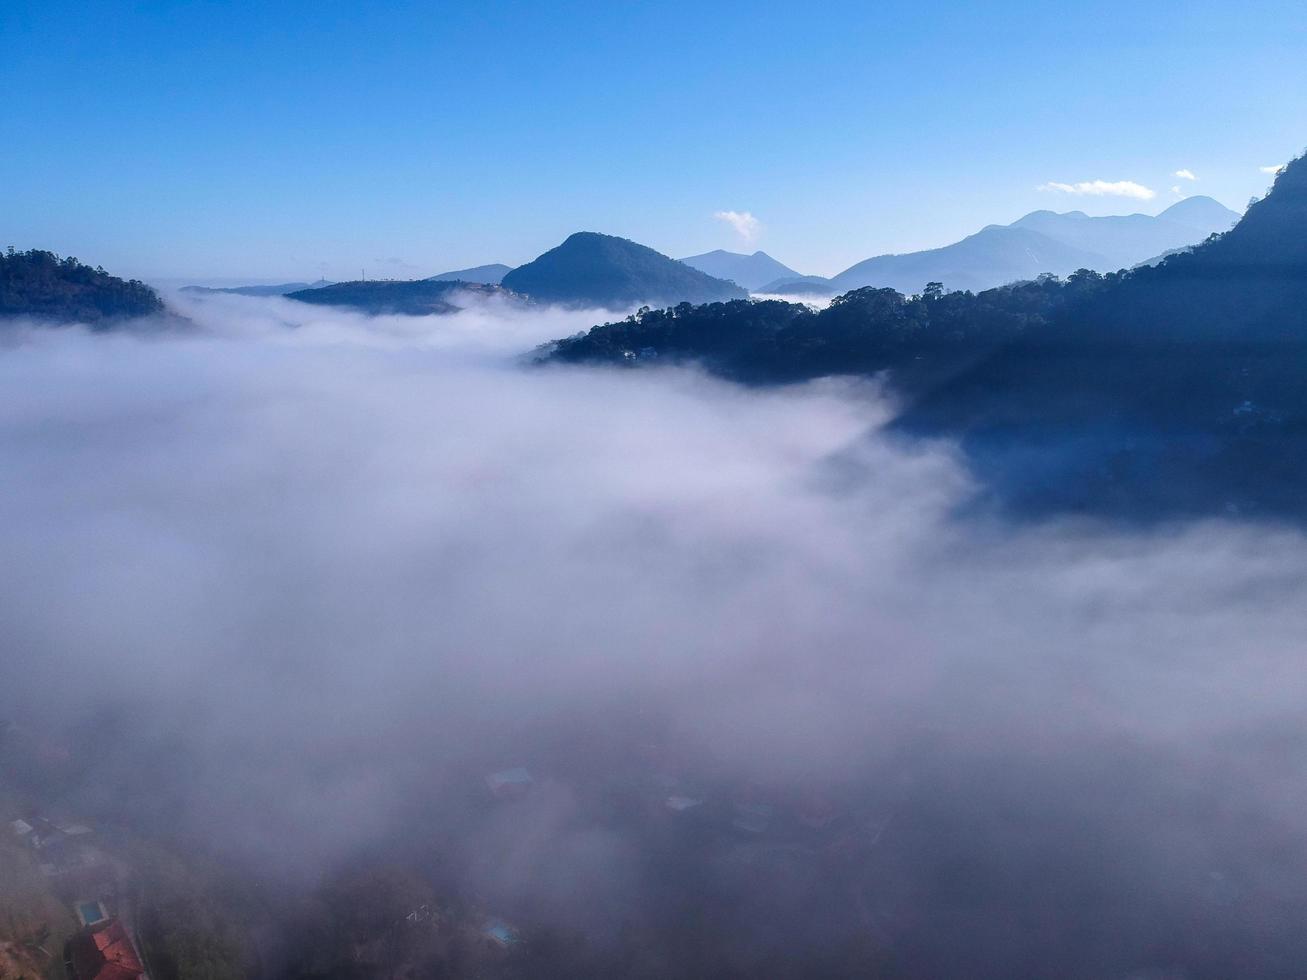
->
678;250;800;291
501;232;747;309
828;226;1108;295
1;249;164;324
181;280;332;296
755;274;836;295
1004;196;1239;268
806;196;1240;297
426;263;512;285
543;156;1307;518
284;279;513;315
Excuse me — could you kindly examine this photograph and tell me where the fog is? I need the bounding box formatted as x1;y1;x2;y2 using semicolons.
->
4;293;1307;977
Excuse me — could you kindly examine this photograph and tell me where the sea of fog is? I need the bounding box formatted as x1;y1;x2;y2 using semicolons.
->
3;290;1307;976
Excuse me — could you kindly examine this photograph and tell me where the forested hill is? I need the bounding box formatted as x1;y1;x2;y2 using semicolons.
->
545;274;1107;390
1;249;164;323
544;154;1307;518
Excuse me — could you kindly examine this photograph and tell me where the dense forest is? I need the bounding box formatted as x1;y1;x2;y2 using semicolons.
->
0;248;164;323
546;155;1307;519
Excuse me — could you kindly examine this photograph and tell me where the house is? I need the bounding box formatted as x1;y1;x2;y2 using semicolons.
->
485;767;533;799
65;918;147;980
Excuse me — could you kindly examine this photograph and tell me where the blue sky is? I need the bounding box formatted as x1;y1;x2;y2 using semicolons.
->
1;0;1304;281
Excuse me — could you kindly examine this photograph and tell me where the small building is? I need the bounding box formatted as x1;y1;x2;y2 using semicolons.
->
66;918;147;980
485;767;533;799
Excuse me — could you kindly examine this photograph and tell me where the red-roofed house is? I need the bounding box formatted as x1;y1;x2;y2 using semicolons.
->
66;918;147;980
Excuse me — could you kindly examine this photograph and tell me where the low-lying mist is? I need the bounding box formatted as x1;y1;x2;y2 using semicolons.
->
4;291;1307;977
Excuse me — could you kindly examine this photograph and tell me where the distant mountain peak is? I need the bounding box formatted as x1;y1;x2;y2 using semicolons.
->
502;232;746;308
830;199;1242;295
678;249;800;291
427;263;512;285
1157;195;1241;229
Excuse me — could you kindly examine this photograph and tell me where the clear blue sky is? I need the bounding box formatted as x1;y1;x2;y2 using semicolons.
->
2;0;1304;281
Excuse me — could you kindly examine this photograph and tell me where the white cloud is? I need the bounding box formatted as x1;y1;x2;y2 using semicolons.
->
1173;169;1197;181
1171;185;1184;196
1037;180;1157;200
1260;164;1286;175
713;209;761;242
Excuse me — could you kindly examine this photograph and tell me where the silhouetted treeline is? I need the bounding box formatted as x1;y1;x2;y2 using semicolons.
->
548;272;1112;390
0;248;163;323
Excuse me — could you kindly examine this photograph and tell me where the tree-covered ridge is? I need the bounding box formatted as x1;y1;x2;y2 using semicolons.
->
547;272;1114;389
0;248;163;322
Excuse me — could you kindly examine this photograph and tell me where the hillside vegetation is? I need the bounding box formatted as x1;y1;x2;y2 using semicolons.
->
1;249;163;323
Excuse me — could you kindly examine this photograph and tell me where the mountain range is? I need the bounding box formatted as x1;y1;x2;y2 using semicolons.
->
175;199;1237;313
677;250;800;291
760;196;1240;296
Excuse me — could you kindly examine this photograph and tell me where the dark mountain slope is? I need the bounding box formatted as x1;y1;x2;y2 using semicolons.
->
544;154;1307;518
890;159;1307;515
502;233;746;309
